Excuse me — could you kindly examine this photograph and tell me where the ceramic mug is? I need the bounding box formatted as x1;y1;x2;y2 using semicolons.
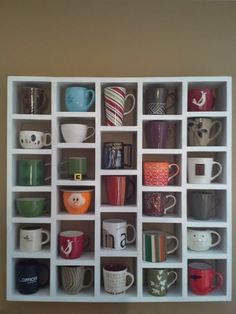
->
21;86;48;114
103;142;132;169
19;130;52;149
143;192;176;217
187;157;222;184
18;159;51;186
104;86;135;126
59;230;89;259
19;225;50;252
60;157;88;179
102;219;136;250
65;86;95;112
188;191;216;220
16;197;49;217
145;120;174;148
61;123;95;143
187;229;221;251
147;268;178;296
61;189;93;214
103;264;134;294
188;88;215;111
188;262;223;295
143;161;180;186
61;266;93;294
145;87;177;114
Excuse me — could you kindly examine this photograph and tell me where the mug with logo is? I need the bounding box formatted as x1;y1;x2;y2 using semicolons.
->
16;259;49;294
65;86;95;112
187;229;221;251
188;262;223;295
104;86;135;126
187;118;222;146
188;88;215;111
143;192;176;217
19;225;50;252
19;130;52;149
188;191;216;220
143;230;179;262
147;268;178;296
145;87;177;115
16;197;49;217
103;263;134;294
18;159;51;186
59;230;89;259
143;161;180;186
60;157;88;179
187;157;222;184
21;86;48;114
61;266;94;294
61;123;95;143
102;219;136;250
145;120;175;148
103;142;132;169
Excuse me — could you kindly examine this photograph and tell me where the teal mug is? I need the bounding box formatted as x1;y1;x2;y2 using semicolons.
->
65;87;95;112
16;197;49;217
18;159;51;186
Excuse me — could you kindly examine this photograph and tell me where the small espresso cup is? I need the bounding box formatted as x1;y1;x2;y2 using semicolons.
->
61;266;93;294
65;86;95;112
188;88;215;111
187;229;221;251
187;157;222;184
143;161;180;186
147;268;178;296
60;157;87;179
145;120;174;148
18;159;51;186
59;230;89;259
143;230;179;262
188;191;216;220
61;123;95;143
104;86;135;126
188;118;222;146
103;264;134;294
188;262;223;295
143;192;176;217
19;130;52;149
103;142;132;169
21;86;48;114
16;260;49;294
102;219;136;250
16;197;49;217
145;87;177;115
19;225;50;252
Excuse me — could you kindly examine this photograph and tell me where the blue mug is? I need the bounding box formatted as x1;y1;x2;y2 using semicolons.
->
65;87;95;112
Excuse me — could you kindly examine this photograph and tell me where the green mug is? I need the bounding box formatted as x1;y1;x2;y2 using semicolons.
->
147;268;178;296
18;159;51;186
60;157;87;179
16;197;49;217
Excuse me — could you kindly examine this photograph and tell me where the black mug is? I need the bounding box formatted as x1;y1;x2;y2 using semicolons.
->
16;260;49;294
103;142;132;169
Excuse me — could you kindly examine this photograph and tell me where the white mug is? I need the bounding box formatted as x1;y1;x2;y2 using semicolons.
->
102;219;136;250
19;226;50;252
19;130;51;149
187;229;221;251
187;157;222;184
61;124;95;143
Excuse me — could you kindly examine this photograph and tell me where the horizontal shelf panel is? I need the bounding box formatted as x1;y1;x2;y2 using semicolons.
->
100;126;138;132
55;252;95;265
141;115;183;121
56;179;96;186
142;286;182;300
142;216;182;223
56;287;94;299
57;143;96;149
187;111;227;117
100;245;137;257
187;219;227;227
12;217;52;223
12;248;51;259
187;146;227;152
12;148;52;155
100;205;137;212
56;112;96;118
187;250;227;259
186;183;227;190
7;287;51;302
12;186;52;192
56;213;95;220
142;186;183;192
142;256;182;268
99;286;137;300
142;148;183;154
12;114;52;120
100;169;138;176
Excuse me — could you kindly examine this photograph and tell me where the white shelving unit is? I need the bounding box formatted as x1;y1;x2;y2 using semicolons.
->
7;76;232;302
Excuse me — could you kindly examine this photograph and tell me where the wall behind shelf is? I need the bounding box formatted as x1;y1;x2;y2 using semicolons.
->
0;0;236;314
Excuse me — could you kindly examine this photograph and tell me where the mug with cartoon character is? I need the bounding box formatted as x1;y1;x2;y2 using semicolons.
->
61;189;93;214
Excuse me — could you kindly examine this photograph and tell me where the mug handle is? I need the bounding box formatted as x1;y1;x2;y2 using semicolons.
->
167;270;178;289
39;263;50;288
209;230;221;248
44;162;51;181
126;224;136;244
82;267;94;289
123;144;132;168
124;271;135;291
84;126;95;141
59;161;68;175
207;120;223;144
166;92;177;110
37;90;48;113
168;163;180;183
42;133;52;147
211;161;222;182
124;94;135;116
164;195;177;214
86;89;95;110
126;177;136;201
41;230;50;246
83;234;90;250
166;235;179;254
211;271;224;292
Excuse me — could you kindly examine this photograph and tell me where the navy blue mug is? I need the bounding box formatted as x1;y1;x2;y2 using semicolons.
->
103;142;132;169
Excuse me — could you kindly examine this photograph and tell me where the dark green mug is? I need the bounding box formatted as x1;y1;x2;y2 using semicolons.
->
16;197;49;217
60;157;87;179
18;159;50;186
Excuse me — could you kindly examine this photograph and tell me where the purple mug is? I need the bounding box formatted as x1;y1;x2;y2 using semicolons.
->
145;120;174;148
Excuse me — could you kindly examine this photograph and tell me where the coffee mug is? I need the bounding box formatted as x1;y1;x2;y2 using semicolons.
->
18;159;51;186
188;118;222;146
103;264;134;294
21;86;48;114
104;86;135;126
61;188;93;214
143;192;176;217
147;268;178;296
143;230;179;262
188;191;216;220
19;130;52;149
143;161;180;186
102;219;136;250
16;260;49;294
188;88;215;111
16;197;49;217
65;86;95;112
145;87;177;114
61;123;95;143
61;266;93;294
145;120;174;148
188;262;223;295
60;157;87;179
19;225;50;252
103;142;132;169
187;229;221;251
187;157;222;184
59;230;89;259
105;175;135;206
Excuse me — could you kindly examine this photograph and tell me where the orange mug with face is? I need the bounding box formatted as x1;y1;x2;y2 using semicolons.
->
143;161;180;186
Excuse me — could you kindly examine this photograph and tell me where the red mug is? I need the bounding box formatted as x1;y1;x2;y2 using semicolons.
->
59;230;89;259
188;88;215;111
188;262;223;295
105;176;135;206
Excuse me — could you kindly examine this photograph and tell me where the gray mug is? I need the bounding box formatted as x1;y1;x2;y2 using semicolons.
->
188;191;216;220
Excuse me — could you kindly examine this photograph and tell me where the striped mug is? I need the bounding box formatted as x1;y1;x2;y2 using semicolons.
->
143;230;179;262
